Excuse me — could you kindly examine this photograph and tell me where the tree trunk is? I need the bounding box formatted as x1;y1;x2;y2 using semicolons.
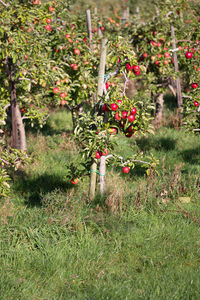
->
5;57;27;151
71;109;78;133
154;93;164;127
12;103;27;151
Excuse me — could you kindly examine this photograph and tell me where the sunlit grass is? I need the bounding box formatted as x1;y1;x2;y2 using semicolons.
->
0;108;200;299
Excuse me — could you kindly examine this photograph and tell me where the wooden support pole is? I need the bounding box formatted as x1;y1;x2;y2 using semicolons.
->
96;38;107;100
86;9;93;51
171;25;183;111
89;38;107;201
99;155;106;195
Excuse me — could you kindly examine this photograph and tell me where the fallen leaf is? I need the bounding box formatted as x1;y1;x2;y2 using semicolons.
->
179;197;191;203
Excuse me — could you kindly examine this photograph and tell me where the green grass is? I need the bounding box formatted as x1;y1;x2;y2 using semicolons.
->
0;109;200;300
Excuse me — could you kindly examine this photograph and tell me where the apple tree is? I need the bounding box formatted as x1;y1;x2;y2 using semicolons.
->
66;37;157;199
0;0;73;151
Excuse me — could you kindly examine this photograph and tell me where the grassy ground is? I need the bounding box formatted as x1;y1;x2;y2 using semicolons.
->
0;108;200;300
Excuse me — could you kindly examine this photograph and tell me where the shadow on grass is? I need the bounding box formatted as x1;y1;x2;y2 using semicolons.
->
180;147;200;165
164;93;177;111
24;122;72;137
136;136;176;152
13;172;72;207
40;123;72;137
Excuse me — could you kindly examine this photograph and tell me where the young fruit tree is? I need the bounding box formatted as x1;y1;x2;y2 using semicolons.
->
66;37;158;200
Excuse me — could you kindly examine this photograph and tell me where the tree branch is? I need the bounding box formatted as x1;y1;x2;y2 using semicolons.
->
0;157;10;165
0;0;9;7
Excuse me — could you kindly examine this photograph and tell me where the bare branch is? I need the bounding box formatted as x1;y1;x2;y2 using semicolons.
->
0;157;10;165
105;154;152;166
0;0;9;7
122;71;129;97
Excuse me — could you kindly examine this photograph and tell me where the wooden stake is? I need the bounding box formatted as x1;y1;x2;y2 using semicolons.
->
89;161;97;201
171;25;183;111
86;9;93;51
99;155;106;195
96;38;107;100
89;38;107;200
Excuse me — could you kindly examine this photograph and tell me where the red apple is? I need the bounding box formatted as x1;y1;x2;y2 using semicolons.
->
65;34;70;38
117;99;122;104
108;128;118;135
134;70;141;76
110;103;118;111
185;52;193;59
150;40;156;46
71;178;78;185
102;148;109;156
194;101;199;106
53;87;59;94
127;114;135;122
122;166;130;173
60;92;66;98
33;0;39;4
115;112;121;121
95;151;102;159
102;104;109;111
143;53;148;58
46;18;52;24
163;60;169;65
122;111;128;119
49;6;54;12
191;83;198;89
60;100;66;106
131;107;137;115
164;52;170;58
45;25;52;31
133;65;140;73
126;63;133;71
74;49;80;55
128;126;135;133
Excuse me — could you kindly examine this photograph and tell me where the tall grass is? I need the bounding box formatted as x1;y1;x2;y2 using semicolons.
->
0;108;200;299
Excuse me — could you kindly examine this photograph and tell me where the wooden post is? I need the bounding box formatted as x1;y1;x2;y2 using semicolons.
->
122;8;128;24
98;24;102;37
99;155;106;195
86;9;93;51
155;6;160;16
171;25;183;112
89;160;97;201
89;38;107;200
96;38;107;100
136;7;140;15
